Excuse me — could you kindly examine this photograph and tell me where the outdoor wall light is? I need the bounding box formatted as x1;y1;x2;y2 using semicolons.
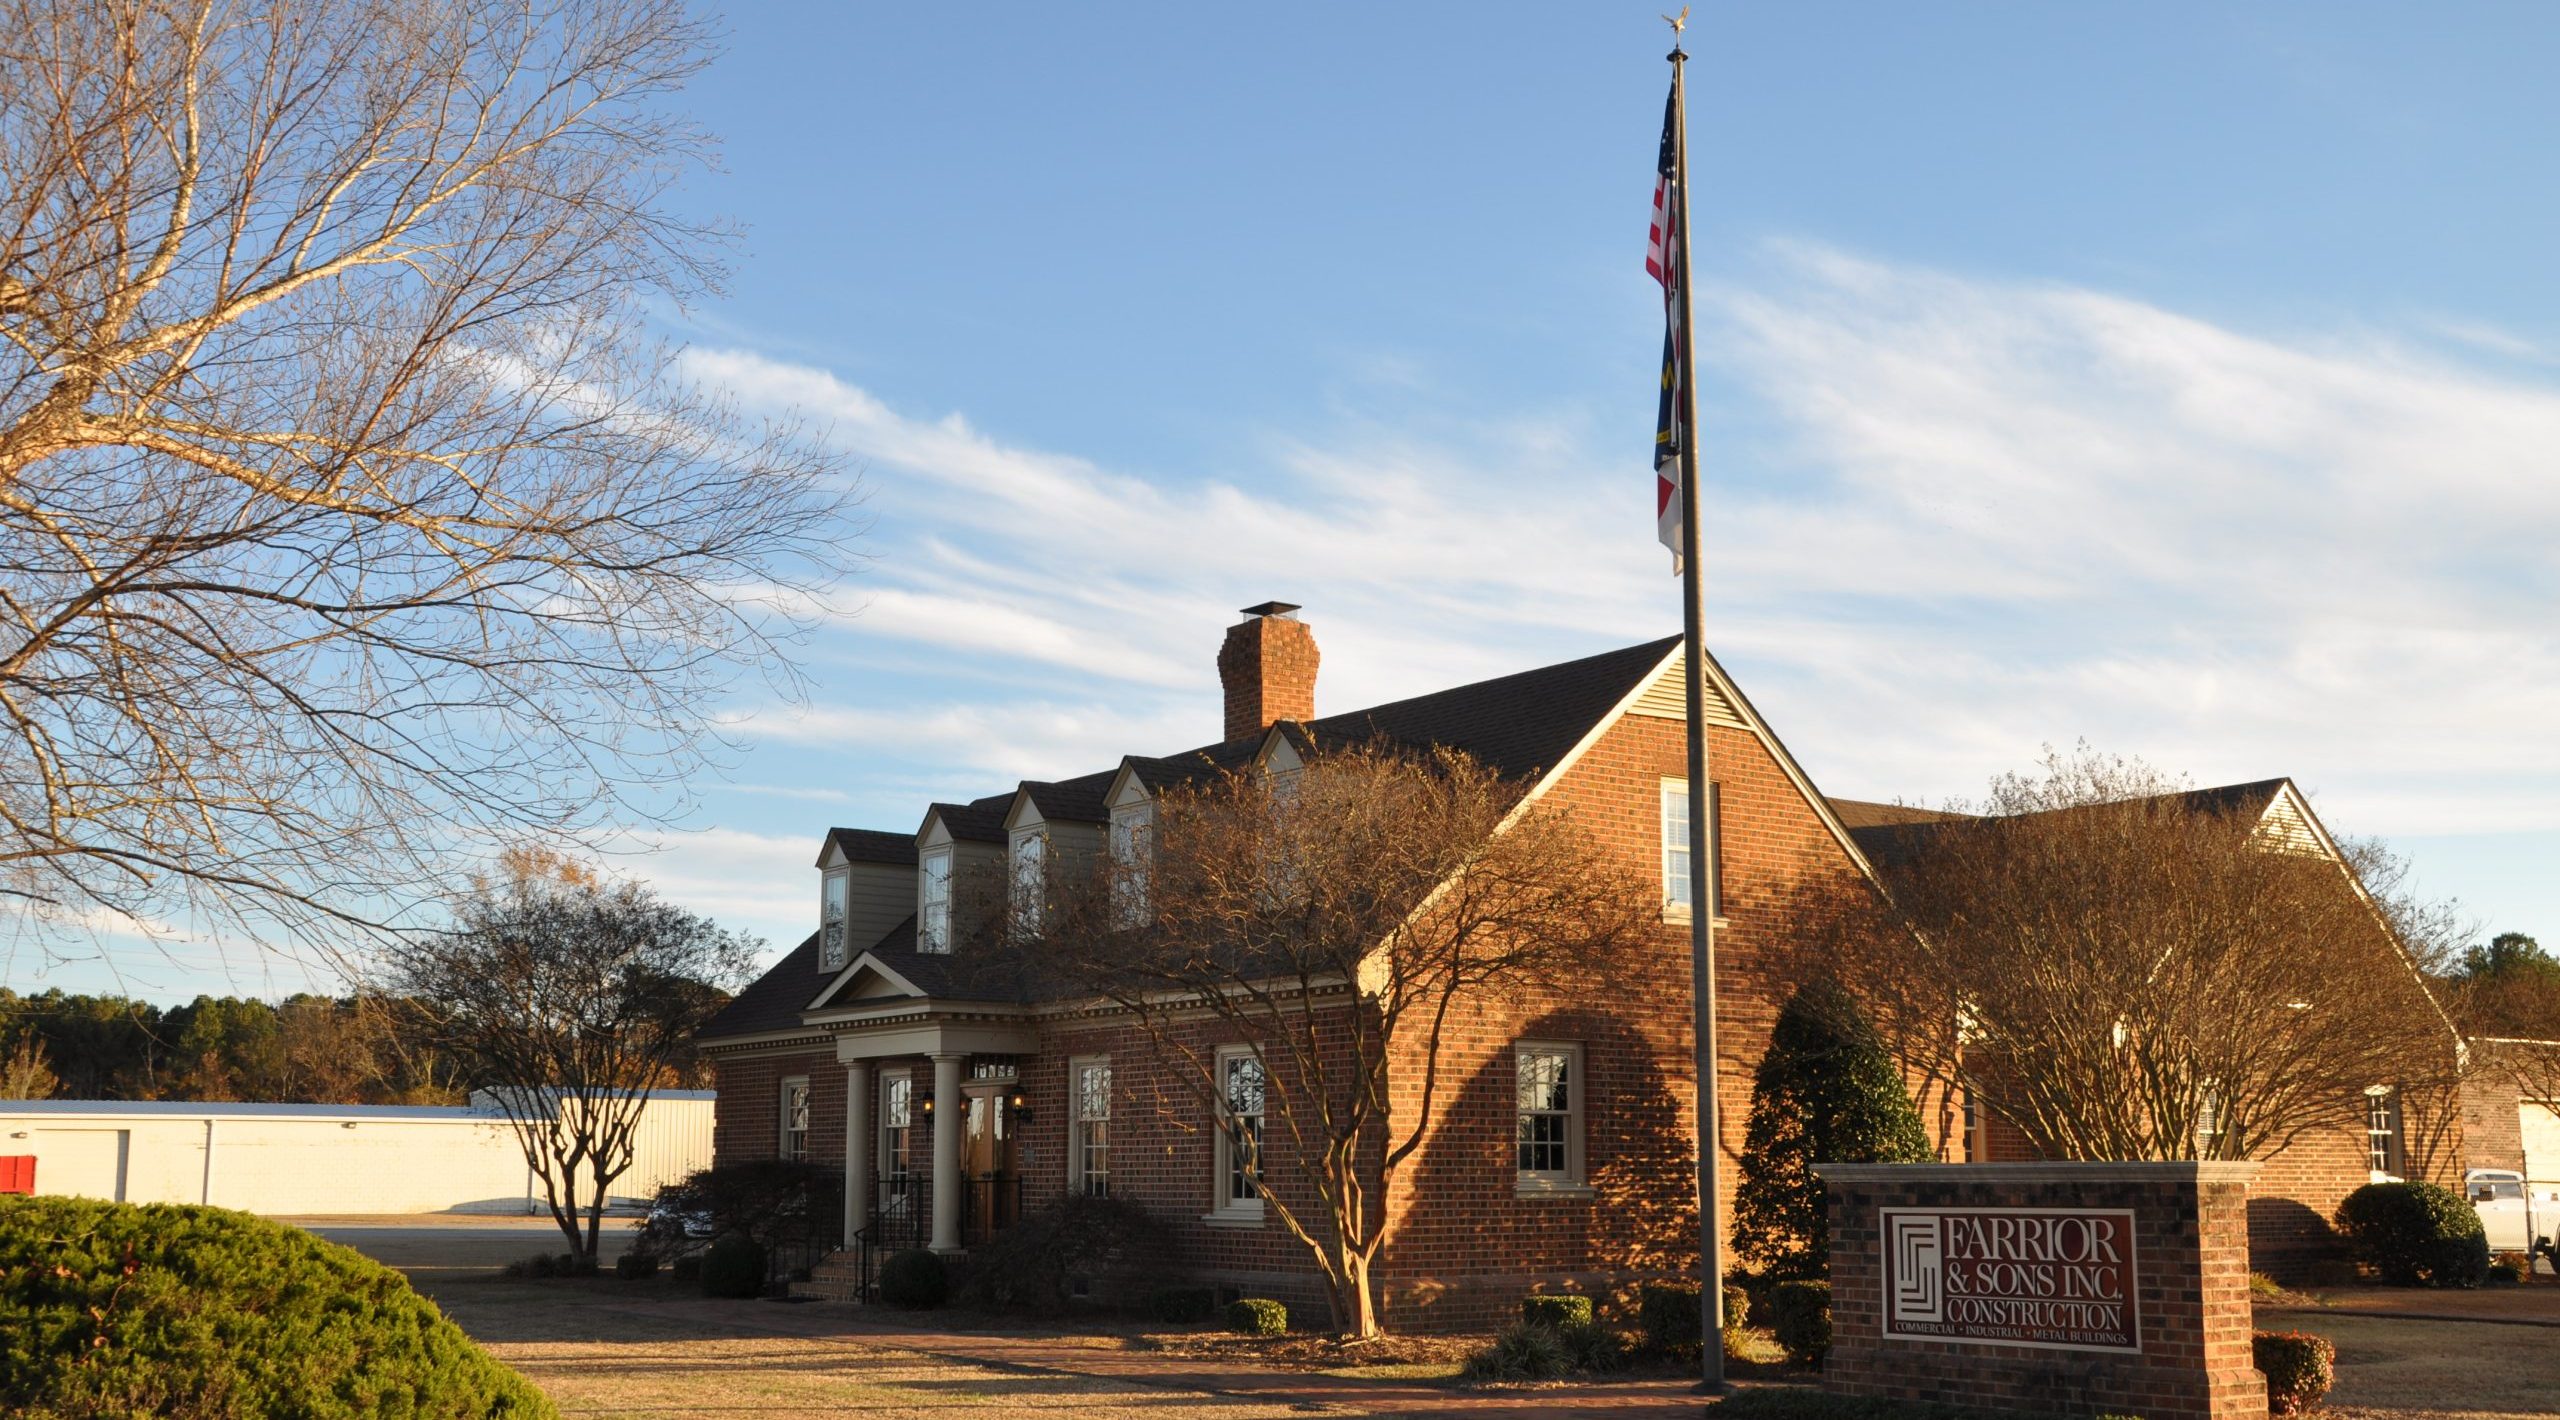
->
1006;1090;1030;1116
917;1096;934;1118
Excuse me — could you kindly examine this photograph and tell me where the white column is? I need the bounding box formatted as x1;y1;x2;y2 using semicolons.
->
842;1060;871;1246
929;1052;965;1253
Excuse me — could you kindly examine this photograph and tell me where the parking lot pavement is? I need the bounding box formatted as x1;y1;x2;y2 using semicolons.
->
279;1213;638;1281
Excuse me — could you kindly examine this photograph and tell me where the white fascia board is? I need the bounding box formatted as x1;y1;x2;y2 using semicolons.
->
917;812;956;850
1002;788;1047;835
805;951;928;1012
1107;761;1154;809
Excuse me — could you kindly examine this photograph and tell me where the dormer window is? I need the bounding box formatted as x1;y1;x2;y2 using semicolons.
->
919;847;953;954
1010;829;1046;934
820;867;850;971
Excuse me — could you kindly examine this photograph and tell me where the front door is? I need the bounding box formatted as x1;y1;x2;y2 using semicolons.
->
962;1087;1016;1240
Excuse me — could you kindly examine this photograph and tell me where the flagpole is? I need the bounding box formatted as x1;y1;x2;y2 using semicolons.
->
1668;23;1726;1394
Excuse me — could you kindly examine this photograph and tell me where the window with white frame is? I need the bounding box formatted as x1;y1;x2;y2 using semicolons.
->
2195;1082;2225;1156
1073;1058;1112;1197
1109;801;1153;925
1962;1091;1982;1162
1515;1041;1584;1189
820;867;850;971
780;1076;810;1162
1212;1049;1265;1217
2366;1086;2405;1177
881;1073;914;1179
1010;830;1046;934
919;847;953;953
1660;779;1722;920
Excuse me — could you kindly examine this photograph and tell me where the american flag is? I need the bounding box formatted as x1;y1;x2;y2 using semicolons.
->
1648;79;1689;571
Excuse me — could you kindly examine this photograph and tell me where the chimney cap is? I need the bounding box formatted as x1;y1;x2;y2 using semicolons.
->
1239;600;1303;619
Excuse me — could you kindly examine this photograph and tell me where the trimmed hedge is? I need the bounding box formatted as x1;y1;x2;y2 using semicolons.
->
2254;1330;2335;1415
2335;1181;2489;1287
699;1237;765;1299
0;1195;555;1419
879;1248;948;1309
1147;1285;1217;1323
1226;1297;1289;1335
1768;1279;1832;1365
1521;1293;1594;1329
614;1250;660;1280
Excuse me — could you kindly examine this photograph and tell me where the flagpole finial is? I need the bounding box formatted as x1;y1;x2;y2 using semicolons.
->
1663;6;1690;59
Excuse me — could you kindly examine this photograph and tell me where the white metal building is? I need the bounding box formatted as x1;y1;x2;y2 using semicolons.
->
0;1092;713;1214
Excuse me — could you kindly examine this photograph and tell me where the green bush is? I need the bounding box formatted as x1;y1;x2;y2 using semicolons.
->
638;1160;842;1263
699;1237;765;1299
1557;1319;1626;1373
0;1195;554;1419
952;1193;1168;1313
1734;980;1935;1282
1226;1297;1289;1335
1520;1293;1594;1329
669;1254;703;1284
1147;1285;1217;1323
2335;1181;2490;1287
1640;1281;1703;1356
1768;1279;1832;1365
878;1248;948;1309
1461;1320;1574;1382
2490;1255;2525;1285
614;1250;660;1280
2253;1329;2336;1415
1722;1282;1751;1333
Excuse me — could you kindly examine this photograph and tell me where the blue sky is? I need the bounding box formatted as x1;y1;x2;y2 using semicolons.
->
21;2;2558;1001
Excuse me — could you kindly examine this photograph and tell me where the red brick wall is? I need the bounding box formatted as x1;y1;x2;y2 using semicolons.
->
2462;1063;2527;1176
1370;714;1875;1329
712;1046;842;1168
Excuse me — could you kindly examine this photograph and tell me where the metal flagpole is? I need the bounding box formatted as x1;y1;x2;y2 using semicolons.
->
1666;12;1725;1393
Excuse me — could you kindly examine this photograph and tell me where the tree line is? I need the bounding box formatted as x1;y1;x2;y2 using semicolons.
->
0;990;467;1105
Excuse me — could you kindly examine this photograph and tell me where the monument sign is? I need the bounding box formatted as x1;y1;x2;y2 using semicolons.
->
1880;1206;2137;1352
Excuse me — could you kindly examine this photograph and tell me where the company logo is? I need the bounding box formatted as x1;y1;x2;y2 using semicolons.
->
1880;1207;2139;1353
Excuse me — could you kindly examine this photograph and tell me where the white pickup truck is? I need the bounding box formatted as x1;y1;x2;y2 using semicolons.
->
2466;1168;2543;1253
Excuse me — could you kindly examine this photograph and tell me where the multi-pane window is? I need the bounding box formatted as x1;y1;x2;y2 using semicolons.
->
2366;1087;2405;1177
1219;1052;1266;1211
2195;1083;2224;1156
1516;1047;1573;1178
820;869;849;971
919;848;953;953
1962;1092;1982;1163
1661;780;1722;918
1109;802;1152;925
1010;831;1046;934
780;1077;810;1162
1074;1060;1112;1197
881;1074;914;1179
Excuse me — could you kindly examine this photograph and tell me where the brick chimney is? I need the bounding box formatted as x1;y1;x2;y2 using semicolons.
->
1217;601;1319;741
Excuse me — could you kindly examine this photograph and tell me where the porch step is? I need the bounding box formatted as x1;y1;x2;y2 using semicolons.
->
787;1249;867;1303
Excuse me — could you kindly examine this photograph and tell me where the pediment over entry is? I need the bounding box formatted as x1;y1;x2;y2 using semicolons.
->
806;952;927;1012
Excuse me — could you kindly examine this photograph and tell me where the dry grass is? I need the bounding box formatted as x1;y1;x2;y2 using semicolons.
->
424;1279;1320;1419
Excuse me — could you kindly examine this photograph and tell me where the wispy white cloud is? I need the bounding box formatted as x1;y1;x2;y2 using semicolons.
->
682;241;2560;874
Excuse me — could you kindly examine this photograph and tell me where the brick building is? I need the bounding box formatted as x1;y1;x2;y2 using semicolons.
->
697;602;2458;1321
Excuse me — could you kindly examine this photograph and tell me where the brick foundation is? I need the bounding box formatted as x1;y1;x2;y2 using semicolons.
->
1823;1162;2266;1420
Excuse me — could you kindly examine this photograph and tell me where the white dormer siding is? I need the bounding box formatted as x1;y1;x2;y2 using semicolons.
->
816;837;918;971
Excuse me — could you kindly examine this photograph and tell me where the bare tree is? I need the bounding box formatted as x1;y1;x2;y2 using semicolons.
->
392;848;753;1262
0;1031;55;1099
0;0;847;965
2447;933;2560;1134
1017;742;1653;1338
1832;748;2460;1166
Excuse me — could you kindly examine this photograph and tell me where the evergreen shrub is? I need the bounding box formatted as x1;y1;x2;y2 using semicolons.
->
1460;1320;1573;1381
2335;1182;2489;1287
1520;1293;1594;1329
1147;1285;1217;1323
1225;1297;1289;1335
952;1193;1165;1313
878;1248;948;1309
2252;1330;2336;1415
1639;1281;1703;1357
1767;1279;1832;1364
614;1250;660;1280
699;1237;765;1299
0;1195;554;1419
1734;980;1934;1281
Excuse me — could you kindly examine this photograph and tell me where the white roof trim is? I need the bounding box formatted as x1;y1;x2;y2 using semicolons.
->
806;951;928;1011
1002;789;1048;834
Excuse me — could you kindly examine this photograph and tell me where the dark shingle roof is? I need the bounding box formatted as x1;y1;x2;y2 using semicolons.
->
1826;798;1972;831
925;795;1012;842
1304;635;1682;779
817;827;921;868
1019;770;1116;824
1845;780;2295;874
697;929;827;1040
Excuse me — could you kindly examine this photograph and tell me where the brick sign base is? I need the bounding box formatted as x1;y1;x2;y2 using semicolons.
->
1820;1162;2266;1420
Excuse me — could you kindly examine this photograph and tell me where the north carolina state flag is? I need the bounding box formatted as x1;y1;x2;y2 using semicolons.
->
1647;80;1689;572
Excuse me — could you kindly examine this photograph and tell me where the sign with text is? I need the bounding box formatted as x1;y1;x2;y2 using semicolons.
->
1880;1207;2139;1353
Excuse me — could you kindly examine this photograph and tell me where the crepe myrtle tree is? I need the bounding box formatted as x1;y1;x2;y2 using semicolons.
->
1825;747;2462;1167
0;0;847;968
393;848;754;1263
1006;741;1655;1339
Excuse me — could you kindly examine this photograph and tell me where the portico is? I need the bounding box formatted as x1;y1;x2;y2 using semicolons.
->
834;1017;1037;1254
